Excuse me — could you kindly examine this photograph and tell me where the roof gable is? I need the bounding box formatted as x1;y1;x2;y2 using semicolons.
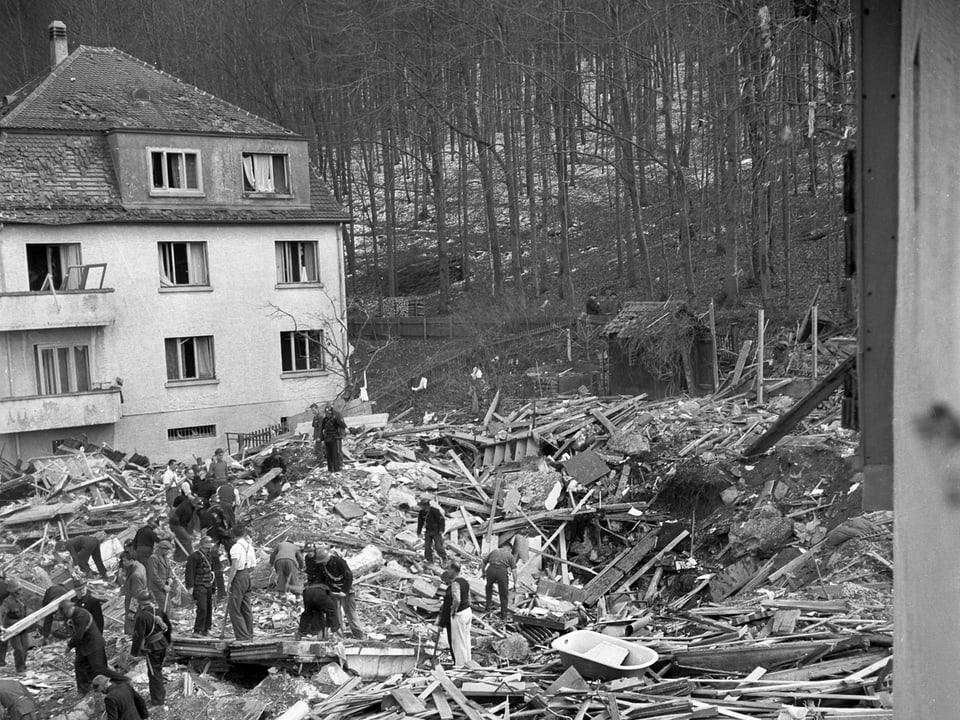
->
0;46;293;136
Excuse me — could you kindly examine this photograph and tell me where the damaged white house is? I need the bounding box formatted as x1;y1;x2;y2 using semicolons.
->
0;22;350;461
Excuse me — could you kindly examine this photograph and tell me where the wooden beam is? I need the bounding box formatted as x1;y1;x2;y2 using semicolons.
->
1;589;76;640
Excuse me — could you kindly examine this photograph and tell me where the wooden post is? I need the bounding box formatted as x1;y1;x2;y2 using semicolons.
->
709;299;720;392
756;309;765;404
423;313;427;340
566;328;572;361
811;305;819;381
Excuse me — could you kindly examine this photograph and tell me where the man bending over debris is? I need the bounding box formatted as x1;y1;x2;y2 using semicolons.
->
438;564;472;667
270;540;305;594
60;597;128;695
226;524;257;641
295;583;339;641
58;534;111;581
132;517;162;567
483;541;518;621
169;496;201;561
93;674;148;720
131;590;171;707
416;498;448;565
40;581;71;642
311;546;365;638
0;678;38;720
185;536;224;636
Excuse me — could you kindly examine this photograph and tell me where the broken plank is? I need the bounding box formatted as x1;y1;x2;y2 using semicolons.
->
431;687;454;720
581;530;659;605
432;667;486;720
618;530;689;593
388;687;427;714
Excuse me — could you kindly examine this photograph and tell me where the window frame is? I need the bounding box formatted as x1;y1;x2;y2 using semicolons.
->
148;147;203;196
25;243;82;292
164;335;217;383
241;152;291;196
275;240;321;285
158;241;210;289
34;343;92;395
280;329;326;374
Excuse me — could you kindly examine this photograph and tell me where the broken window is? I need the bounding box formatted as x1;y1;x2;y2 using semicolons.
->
242;152;290;194
150;148;201;192
280;330;325;372
158;242;209;286
26;243;81;291
35;344;91;395
275;241;319;283
165;336;216;381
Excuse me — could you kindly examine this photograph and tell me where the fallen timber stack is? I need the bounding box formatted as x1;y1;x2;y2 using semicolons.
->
0;350;891;719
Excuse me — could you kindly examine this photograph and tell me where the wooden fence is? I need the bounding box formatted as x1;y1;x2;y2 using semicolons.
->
348;315;571;341
225;420;290;458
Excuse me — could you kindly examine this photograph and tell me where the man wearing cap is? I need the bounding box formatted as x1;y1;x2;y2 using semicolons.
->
146;540;173;610
319;406;348;472
438;563;472;667
0;580;29;672
310;546;365;638
74;578;106;633
270;540;304;595
131;590;171;707
185;536;224;636
58;534;111;581
93;674;148;720
210;448;229;484
416;498;448;565
61;598;128;694
168;495;201;562
226;524;257;641
0;679;39;720
120;551;148;636
132;517;162;568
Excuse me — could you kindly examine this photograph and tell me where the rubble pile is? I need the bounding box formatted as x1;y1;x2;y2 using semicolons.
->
0;348;893;719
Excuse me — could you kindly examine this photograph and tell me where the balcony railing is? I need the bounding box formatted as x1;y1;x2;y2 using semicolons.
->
0;388;122;434
0;289;116;332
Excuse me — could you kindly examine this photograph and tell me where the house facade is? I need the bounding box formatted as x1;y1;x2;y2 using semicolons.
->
0;23;349;462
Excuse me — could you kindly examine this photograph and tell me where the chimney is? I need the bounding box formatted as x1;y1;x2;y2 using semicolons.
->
48;21;68;68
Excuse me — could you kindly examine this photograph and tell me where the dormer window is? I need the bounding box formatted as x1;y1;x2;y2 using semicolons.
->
242;152;290;195
149;148;202;195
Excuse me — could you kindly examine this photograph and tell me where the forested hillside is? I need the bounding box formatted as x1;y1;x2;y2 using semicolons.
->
1;0;854;320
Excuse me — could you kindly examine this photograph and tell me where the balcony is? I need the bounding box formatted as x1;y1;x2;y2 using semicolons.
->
0;289;116;332
0;388;122;434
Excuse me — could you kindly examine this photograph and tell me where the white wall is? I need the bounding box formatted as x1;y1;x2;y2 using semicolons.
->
0;220;345;461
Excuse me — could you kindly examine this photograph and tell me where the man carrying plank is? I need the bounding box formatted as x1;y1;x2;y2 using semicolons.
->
60;597;128;695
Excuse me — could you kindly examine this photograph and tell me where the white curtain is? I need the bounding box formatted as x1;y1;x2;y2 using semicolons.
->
242;155;257;190
196;337;215;379
189;242;208;285
158;244;174;286
60;244;82;289
244;154;275;192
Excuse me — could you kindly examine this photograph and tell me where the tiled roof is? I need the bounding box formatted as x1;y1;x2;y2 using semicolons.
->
0;45;350;224
0;46;292;135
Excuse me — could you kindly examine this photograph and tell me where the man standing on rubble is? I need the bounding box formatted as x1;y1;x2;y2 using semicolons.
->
58;534;111;581
226;524;257;641
132;517;162;568
161;459;179;507
146;540;173;610
416;498;448;565
185;536;224;636
60;597;128;695
210;447;229;484
0;580;29;672
310;403;324;461
311;546;364;638
169;495;201;561
483;541;517;621
319;406;348;472
130;590;171;707
270;540;304;594
120;551;147;636
438;564;472;667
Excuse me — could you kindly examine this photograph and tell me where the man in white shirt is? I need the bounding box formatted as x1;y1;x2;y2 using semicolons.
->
226;524;256;641
161;460;179;507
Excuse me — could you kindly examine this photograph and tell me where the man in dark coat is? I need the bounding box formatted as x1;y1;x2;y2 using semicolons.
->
73;578;106;633
60;598;128;694
319;406;348;472
59;535;111;580
93;674;149;720
39;582;71;641
416;498;448;564
184;536;224;636
310;546;364;638
168;497;200;561
310;404;324;461
145;541;173;609
130;590;171;707
132;517;162;567
0;679;38;720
